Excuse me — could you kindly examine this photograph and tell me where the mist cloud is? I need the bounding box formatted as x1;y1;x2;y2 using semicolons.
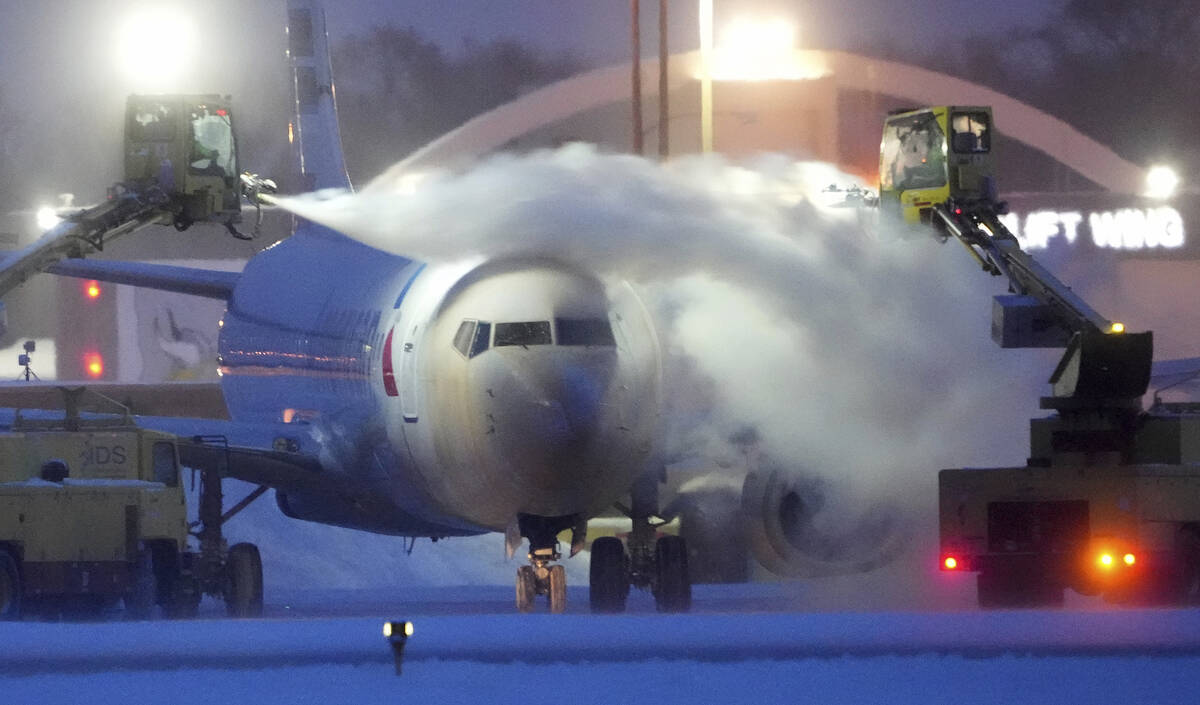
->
276;145;1050;597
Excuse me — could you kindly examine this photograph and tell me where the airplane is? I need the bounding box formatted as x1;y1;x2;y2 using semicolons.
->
0;0;668;615
0;0;897;615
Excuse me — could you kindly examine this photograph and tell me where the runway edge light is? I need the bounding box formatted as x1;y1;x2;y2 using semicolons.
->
383;620;414;675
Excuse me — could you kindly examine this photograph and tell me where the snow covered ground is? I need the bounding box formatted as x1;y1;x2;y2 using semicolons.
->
4;585;1200;705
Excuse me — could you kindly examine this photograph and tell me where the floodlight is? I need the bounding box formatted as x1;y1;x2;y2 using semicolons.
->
383;620;414;675
1145;165;1179;200
36;206;62;232
115;6;197;91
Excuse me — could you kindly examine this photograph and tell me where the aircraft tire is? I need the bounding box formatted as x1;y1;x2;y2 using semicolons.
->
516;565;537;613
588;537;628;613
225;543;264;618
0;550;21;620
548;564;567;614
654;536;692;613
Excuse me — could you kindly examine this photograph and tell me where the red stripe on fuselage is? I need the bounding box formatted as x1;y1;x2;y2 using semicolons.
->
382;326;399;397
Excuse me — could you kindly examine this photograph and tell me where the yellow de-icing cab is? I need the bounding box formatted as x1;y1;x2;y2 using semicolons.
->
878;106;995;224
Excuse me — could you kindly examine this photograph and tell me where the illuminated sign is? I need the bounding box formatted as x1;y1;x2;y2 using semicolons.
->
1000;207;1186;251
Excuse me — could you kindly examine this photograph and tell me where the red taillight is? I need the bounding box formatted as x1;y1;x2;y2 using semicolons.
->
84;352;104;378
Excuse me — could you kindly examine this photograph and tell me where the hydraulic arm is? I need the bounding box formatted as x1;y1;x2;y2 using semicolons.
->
0;95;276;337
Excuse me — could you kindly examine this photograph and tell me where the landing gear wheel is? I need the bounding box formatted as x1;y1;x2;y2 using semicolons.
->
0;550;21;620
224;543;264;618
548;564;567;614
516;565;537;613
589;537;628;613
653;536;692;613
124;549;158;620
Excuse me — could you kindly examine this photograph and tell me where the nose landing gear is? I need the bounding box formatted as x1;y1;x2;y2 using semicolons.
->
510;513;583;613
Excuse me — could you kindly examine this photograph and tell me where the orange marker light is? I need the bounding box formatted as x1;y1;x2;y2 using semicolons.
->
84;353;104;379
1123;553;1136;566
942;556;958;570
85;280;101;300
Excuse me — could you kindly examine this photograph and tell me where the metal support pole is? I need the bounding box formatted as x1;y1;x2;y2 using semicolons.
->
699;0;713;153
631;0;644;155
658;0;669;159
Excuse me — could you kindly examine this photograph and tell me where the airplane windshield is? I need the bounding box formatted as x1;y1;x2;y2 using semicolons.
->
556;318;616;346
494;321;552;347
452;320;493;358
452;320;477;357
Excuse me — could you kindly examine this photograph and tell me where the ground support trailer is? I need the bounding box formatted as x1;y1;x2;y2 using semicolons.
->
0;410;263;619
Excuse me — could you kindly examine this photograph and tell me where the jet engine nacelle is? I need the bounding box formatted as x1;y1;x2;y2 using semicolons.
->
740;466;907;578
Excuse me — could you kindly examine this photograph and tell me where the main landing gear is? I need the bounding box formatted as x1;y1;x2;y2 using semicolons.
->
509;513;585;613
589;471;692;614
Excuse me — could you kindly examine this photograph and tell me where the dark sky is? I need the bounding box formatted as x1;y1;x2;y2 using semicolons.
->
0;0;1065;209
324;0;1063;63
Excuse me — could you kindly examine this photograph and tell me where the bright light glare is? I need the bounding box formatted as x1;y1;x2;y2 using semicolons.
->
116;7;197;90
1145;165;1179;200
85;353;104;379
722;18;795;54
36;206;62;231
943;556;958;570
1123;553;1136;566
1110;322;1125;334
1098;553;1114;568
708;18;825;81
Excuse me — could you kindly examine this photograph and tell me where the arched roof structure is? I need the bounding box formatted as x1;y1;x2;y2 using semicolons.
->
385;50;1145;195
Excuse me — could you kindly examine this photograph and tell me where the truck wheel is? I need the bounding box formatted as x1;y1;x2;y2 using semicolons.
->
224;543;264;618
1176;527;1200;605
654;535;692;613
0;551;21;620
124;550;158;620
589;537;629;613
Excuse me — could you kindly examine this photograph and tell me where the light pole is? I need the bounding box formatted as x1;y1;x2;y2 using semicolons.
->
699;0;713;153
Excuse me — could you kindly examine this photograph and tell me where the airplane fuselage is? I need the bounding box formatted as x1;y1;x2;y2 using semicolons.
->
217;226;661;538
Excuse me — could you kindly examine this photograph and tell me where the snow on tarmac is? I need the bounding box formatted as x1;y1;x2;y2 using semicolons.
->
4;599;1200;705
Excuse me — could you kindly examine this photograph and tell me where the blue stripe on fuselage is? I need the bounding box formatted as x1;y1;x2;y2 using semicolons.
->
394;263;427;308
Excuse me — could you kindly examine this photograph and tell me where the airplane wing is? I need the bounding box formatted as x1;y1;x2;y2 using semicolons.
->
45;259;240;300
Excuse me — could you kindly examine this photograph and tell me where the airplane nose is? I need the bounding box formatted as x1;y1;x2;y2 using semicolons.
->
489;352;616;477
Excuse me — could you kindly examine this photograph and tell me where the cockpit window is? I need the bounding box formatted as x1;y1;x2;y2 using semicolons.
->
556;318;616;346
470;321;491;358
452;320;477;357
453;320;494;358
494;321;552;347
